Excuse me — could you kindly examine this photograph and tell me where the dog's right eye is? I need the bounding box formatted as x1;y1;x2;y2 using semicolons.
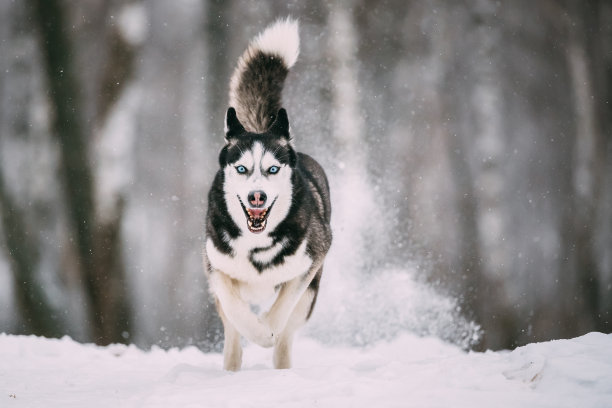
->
236;165;247;174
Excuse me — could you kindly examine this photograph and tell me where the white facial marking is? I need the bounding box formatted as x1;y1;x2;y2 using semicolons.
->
223;141;293;235
252;143;264;176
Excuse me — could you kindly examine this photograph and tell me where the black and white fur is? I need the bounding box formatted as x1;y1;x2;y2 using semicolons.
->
203;18;332;371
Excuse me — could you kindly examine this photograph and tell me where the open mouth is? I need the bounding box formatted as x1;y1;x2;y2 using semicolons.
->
238;196;276;233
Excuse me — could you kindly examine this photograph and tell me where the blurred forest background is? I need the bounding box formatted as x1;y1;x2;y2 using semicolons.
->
0;0;611;351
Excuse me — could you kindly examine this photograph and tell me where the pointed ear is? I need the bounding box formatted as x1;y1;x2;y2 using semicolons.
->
225;107;245;141
268;108;290;139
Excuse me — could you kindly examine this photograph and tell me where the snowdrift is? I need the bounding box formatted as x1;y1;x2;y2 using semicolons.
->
2;332;611;407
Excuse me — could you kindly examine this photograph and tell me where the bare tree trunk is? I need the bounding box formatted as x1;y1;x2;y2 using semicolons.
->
28;0;132;345
561;0;608;335
437;2;518;351
199;0;232;350
442;129;488;349
0;173;63;337
92;202;131;343
88;2;140;345
204;0;231;139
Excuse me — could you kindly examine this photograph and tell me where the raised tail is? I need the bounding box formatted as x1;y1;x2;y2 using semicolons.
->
229;18;299;133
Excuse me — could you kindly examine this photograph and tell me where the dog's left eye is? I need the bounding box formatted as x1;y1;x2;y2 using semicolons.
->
268;166;280;174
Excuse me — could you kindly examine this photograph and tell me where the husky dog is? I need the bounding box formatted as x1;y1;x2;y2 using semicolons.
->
203;18;332;371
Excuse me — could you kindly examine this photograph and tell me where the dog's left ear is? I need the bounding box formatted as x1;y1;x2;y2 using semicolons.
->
268;108;291;140
225;107;245;142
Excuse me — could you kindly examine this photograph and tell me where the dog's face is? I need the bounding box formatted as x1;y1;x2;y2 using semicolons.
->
220;108;297;235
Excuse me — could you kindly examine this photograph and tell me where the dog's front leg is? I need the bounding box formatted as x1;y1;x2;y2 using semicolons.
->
215;298;242;371
209;271;274;348
262;266;319;335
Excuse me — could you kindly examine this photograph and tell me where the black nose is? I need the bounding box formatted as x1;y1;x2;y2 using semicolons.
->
248;190;267;207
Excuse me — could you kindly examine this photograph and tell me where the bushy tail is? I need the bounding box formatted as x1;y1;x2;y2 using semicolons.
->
229;18;299;133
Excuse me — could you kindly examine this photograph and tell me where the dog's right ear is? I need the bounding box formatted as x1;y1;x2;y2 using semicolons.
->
268;108;290;139
225;107;245;143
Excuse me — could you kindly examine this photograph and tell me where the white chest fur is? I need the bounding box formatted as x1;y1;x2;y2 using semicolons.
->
205;234;312;302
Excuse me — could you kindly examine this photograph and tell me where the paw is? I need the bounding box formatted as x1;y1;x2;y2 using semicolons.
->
242;319;274;348
251;321;275;348
260;311;284;336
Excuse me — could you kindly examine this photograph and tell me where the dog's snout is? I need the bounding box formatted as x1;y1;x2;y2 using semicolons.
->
248;190;267;207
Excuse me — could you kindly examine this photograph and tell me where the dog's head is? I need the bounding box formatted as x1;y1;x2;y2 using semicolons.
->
219;107;296;235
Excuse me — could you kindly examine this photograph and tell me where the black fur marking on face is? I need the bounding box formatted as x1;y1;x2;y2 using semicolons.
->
222;106;295;168
206;171;241;255
219;134;297;169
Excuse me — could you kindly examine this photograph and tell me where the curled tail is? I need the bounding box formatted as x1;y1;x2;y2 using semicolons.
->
229;18;299;133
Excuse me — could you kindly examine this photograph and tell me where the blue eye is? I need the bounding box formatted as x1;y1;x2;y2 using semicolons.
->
236;165;247;174
268;166;280;174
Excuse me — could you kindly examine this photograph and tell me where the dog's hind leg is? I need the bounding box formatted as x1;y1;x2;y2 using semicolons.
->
216;298;243;371
273;287;317;369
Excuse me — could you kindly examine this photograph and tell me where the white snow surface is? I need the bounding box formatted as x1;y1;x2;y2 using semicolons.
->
2;332;611;407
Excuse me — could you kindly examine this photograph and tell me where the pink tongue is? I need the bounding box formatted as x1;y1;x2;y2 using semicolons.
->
249;209;265;218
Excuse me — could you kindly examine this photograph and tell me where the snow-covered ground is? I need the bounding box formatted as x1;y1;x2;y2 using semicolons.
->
2;332;611;407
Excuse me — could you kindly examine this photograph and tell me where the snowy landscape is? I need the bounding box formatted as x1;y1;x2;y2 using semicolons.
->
2;331;612;407
1;2;611;407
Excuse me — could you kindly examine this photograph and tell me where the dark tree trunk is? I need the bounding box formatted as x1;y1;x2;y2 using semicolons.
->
199;0;232;351
0;174;63;337
204;0;232;139
28;0;132;345
561;0;610;335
